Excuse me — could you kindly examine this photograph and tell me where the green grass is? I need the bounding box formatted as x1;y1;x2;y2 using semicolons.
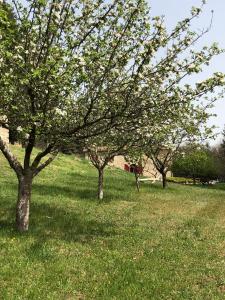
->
167;176;195;184
1;146;225;299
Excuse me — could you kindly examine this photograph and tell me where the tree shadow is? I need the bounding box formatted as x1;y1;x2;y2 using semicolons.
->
0;197;119;265
139;182;166;191
0;219;14;231
34;201;117;239
206;183;225;191
0;168;138;244
0;200;118;242
32;170;139;203
33;183;138;203
188;183;225;192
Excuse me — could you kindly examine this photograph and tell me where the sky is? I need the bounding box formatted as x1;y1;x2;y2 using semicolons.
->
149;0;225;145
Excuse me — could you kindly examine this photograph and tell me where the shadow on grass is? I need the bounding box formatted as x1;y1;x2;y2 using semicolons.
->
0;199;118;243
0;219;14;231
32;201;117;240
186;183;225;193
206;183;225;191
155;181;225;193
0;169;161;243
32;174;138;202
139;182;178;193
0;176;129;242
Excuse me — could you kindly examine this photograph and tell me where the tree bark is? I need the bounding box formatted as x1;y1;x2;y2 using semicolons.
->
162;172;167;189
98;168;104;200
135;172;140;192
16;173;32;232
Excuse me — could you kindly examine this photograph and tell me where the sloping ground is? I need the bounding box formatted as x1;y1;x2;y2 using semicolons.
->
1;146;225;299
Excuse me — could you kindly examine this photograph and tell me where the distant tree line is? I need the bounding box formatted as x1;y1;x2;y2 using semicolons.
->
172;129;225;184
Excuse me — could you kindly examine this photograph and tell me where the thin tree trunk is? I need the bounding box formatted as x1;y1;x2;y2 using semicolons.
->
135;172;140;192
98;168;104;200
16;174;32;232
193;176;196;185
162;172;167;189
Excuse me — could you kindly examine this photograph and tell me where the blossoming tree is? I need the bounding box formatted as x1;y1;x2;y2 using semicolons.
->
0;0;224;231
85;1;225;195
0;0;151;231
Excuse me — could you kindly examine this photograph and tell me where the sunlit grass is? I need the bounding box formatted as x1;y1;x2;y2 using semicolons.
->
1;145;225;299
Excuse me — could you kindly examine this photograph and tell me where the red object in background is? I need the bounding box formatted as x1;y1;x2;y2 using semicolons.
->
136;166;143;174
124;164;143;174
124;164;130;172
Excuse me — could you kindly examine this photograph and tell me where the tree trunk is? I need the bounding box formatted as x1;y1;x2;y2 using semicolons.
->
16;174;32;232
135;172;140;192
193;176;196;185
162;172;167;189
98;168;104;200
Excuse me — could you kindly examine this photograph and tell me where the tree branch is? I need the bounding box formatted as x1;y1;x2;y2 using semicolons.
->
33;150;58;177
0;136;23;176
31;143;55;169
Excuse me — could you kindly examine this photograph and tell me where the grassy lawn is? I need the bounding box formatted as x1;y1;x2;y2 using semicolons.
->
1;146;225;299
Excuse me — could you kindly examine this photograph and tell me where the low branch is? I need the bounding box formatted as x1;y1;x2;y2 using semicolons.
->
31;144;55;169
33;151;58;177
0;136;23;176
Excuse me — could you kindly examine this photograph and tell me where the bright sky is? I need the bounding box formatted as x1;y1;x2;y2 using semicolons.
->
149;0;225;145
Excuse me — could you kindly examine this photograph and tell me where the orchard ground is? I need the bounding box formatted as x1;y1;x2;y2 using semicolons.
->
1;146;225;299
